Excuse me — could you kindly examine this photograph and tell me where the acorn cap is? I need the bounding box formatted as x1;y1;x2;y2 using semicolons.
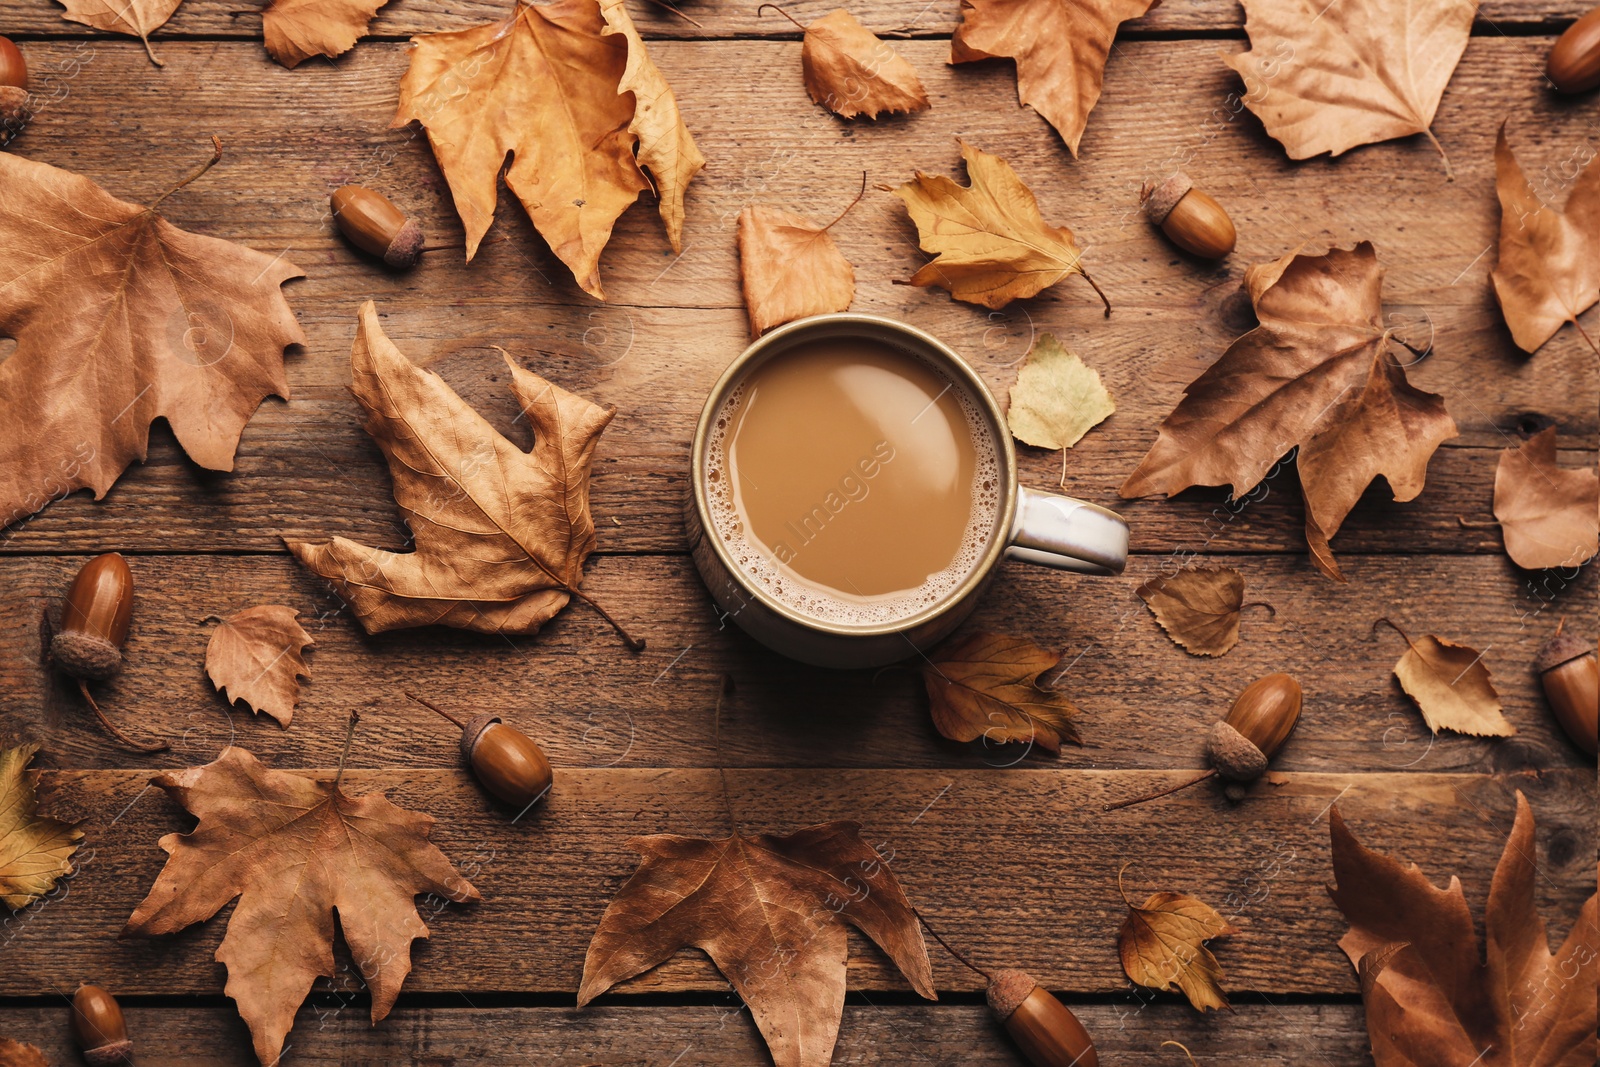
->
0;84;29;143
1534;632;1591;674
384;218;424;269
51;630;123;680
84;1040;134;1067
1206;720;1269;782
986;968;1037;1021
460;713;502;763
1143;172;1193;224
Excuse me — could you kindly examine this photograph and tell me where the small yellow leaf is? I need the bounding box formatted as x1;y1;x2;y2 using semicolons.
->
0;743;83;911
1006;333;1114;451
205;606;316;728
736;205;855;336
1117;867;1235;1012
1383;622;1514;737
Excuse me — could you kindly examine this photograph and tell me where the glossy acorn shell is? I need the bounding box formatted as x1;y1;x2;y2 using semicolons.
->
1225;673;1301;758
1535;633;1598;756
330;184;424;268
61;553;133;646
461;715;553;809
0;36;26;89
1144;172;1236;258
72;984;134;1065
988;970;1098;1067
1548;6;1600;93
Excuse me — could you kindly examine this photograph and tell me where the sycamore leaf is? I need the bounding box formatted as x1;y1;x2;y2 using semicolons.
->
921;632;1080;753
123;746;480;1066
263;0;390;67
1492;428;1600;570
0;151;304;535
579;821;935;1067
1329;793;1598;1067
205;606;315;727
800;9;929;120
0;743;83;911
288;302;632;643
1120;243;1457;582
0;1040;47;1067
1380;620;1513;737
1136;565;1250;657
1222;0;1474;171
892;140;1108;312
736;205;855;336
1490;125;1600;355
1117;867;1235;1012
951;0;1156;155
54;0;180;65
1006;332;1114;450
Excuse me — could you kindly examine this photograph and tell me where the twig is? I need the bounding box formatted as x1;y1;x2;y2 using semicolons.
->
915;909;990;980
1103;769;1216;812
406;690;463;729
77;680;169;753
333;710;360;790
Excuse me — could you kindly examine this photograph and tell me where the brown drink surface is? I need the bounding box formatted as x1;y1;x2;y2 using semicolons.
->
706;336;1000;624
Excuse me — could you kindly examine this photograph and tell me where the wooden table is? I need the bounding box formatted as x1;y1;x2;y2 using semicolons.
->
1;0;1595;1062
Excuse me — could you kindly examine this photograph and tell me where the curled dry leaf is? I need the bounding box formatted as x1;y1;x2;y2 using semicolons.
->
793;8;929;119
0;1040;48;1067
1222;0;1473;172
1377;619;1513;738
122;746;481;1066
951;0;1157;155
288;302;638;647
737;203;856;336
1490;124;1599;355
263;0;391;67
0;743;83;911
55;0;181;65
579;821;935;1067
1005;332;1115;451
205;606;315;727
1329;793;1597;1066
1492;427;1599;570
0;150;304;535
1117;866;1236;1012
1120;243;1457;582
921;632;1081;753
891;140;1109;312
1136;565;1250;657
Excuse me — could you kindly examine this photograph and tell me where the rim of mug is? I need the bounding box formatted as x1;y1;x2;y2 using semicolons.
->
690;312;1020;638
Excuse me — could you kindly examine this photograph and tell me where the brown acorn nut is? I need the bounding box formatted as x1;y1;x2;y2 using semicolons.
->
407;693;553;809
72;984;134;1066
1142;171;1236;259
331;185;425;269
50;554;166;753
1534;630;1598;756
1547;5;1600;94
987;969;1099;1067
1207;672;1302;787
0;35;30;147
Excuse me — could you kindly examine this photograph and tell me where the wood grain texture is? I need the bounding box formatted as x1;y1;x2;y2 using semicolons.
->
0;38;1591;554
1;767;1591;997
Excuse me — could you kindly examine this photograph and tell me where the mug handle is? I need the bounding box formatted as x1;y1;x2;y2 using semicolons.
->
1005;487;1129;575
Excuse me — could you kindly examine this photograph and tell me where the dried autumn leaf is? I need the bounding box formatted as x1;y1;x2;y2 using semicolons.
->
736;204;855;336
796;8;929;119
1492;428;1600;570
0;1040;47;1067
288;302;637;646
579;821;935;1067
1378;619;1513;737
1222;0;1473;172
891;140;1109;312
0;743;83;911
55;0;180;65
122;745;481;1065
1329;793;1597;1066
1490;125;1600;355
1120;243;1457;581
1006;332;1114;450
0;150;304;535
205;606;315;727
951;0;1157;155
1136;565;1249;657
1117;866;1235;1012
922;631;1080;753
263;0;390;67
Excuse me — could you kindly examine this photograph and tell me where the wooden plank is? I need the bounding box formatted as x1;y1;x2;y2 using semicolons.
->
1;767;1590;996
0;1001;1375;1065
2;553;1592;773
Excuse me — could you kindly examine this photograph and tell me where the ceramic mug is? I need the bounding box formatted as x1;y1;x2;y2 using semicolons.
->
686;313;1129;669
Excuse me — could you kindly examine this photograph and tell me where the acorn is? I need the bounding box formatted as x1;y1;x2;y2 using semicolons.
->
330;184;424;269
50;554;166;753
1547;5;1600;94
1141;171;1237;259
987;970;1099;1067
0;36;30;146
407;692;552;810
1534;627;1598;756
72;984;133;1066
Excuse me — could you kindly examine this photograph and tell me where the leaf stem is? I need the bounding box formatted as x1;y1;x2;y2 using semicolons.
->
1079;267;1112;317
147;136;223;212
755;3;806;31
77;679;170;753
567;587;646;651
639;0;704;27
821;172;868;233
334;710;360;790
1572;315;1598;356
137;32;164;67
713;673;738;836
1161;1040;1200;1065
1424;128;1454;182
1370;616;1418;655
1103;768;1216;812
406;690;463;729
914;909;990;980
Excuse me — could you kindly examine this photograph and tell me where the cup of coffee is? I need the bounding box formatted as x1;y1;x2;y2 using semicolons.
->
686;313;1128;668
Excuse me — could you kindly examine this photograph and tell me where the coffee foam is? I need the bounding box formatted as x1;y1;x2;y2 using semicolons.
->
704;349;1002;627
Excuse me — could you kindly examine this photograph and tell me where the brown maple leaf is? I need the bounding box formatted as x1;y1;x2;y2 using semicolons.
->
1120;243;1457;581
1116;865;1235;1012
890;140;1110;312
1222;0;1474;174
0;1039;47;1067
1492;428;1600;570
1376;618;1513;738
205;606;315;727
579;821;935;1067
1490;124;1600;355
0;146;305;534
0;743;83;911
951;0;1156;155
1329;793;1597;1066
394;0;700;299
1137;565;1260;657
736;180;862;336
921;631;1081;753
263;0;391;67
765;6;929;120
55;0;180;65
122;745;481;1065
288;302;640;647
